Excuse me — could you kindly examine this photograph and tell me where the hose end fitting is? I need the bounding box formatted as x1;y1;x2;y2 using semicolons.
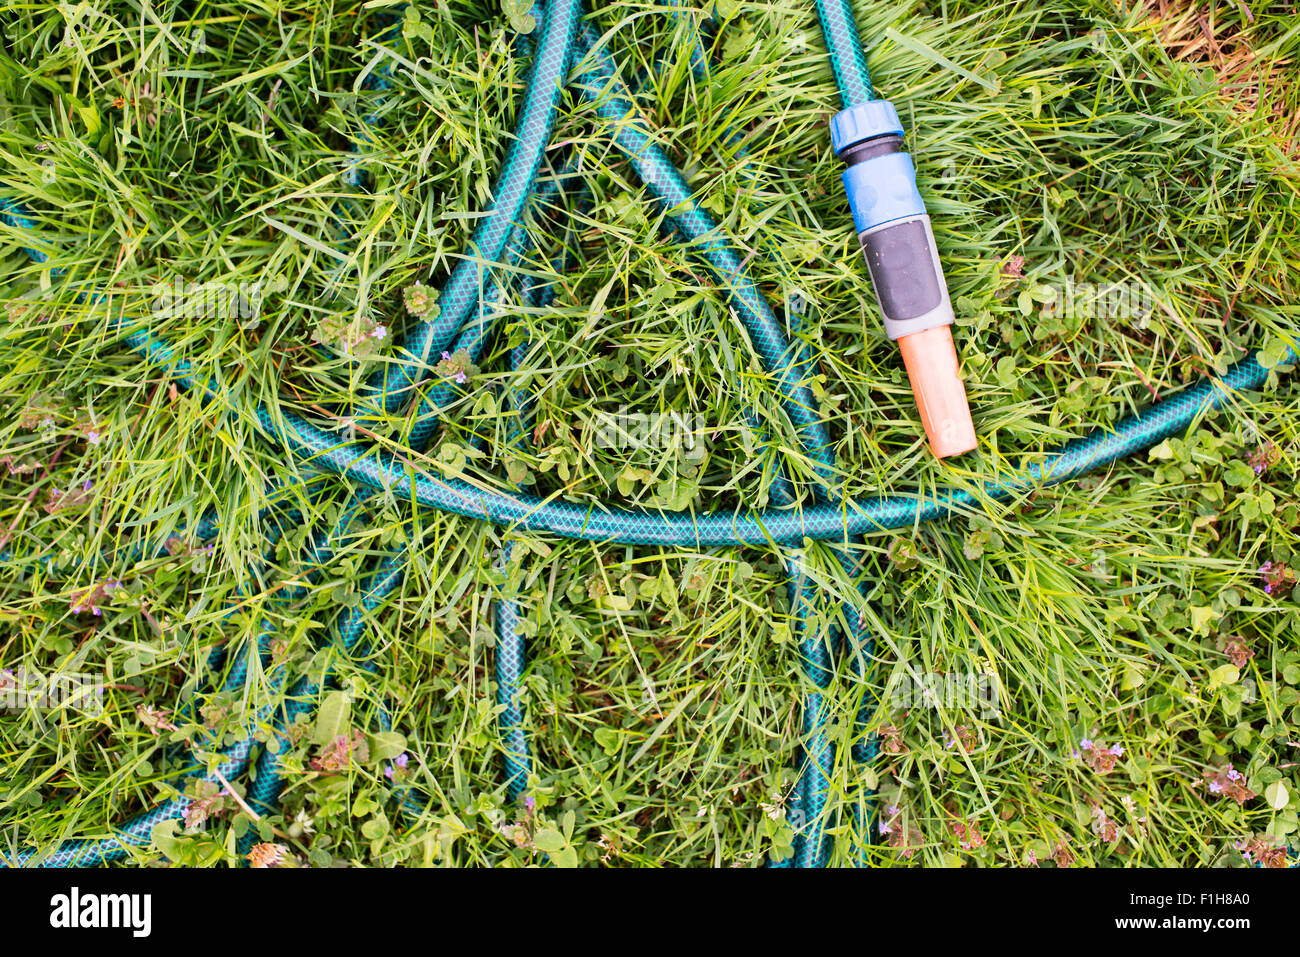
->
832;99;976;459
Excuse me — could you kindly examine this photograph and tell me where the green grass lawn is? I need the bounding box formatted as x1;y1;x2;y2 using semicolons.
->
1;0;1298;867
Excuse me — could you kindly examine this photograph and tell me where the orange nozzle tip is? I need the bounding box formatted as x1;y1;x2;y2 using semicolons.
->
897;325;977;459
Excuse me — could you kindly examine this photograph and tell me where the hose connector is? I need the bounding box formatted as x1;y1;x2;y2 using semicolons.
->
831;100;976;458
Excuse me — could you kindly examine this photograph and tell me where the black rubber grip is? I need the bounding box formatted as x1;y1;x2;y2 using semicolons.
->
860;220;942;322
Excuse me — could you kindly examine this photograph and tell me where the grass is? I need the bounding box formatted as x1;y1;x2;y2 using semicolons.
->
0;0;1298;867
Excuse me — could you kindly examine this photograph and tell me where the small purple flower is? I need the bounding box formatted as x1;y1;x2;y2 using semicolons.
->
86;430;101;445
81;479;93;491
525;794;536;813
384;752;409;780
1248;443;1280;475
70;578;119;616
1110;744;1124;757
1208;780;1224;794
1079;737;1094;750
1259;561;1295;596
435;348;472;386
372;325;387;340
1226;768;1243;782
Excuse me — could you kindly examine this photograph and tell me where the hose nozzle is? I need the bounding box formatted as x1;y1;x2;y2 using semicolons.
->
831;99;977;458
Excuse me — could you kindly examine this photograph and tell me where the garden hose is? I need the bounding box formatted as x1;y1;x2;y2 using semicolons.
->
1;0;1296;870
74;341;1280;549
815;0;874;109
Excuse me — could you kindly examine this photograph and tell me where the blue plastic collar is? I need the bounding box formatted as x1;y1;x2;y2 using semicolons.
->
829;99;904;155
